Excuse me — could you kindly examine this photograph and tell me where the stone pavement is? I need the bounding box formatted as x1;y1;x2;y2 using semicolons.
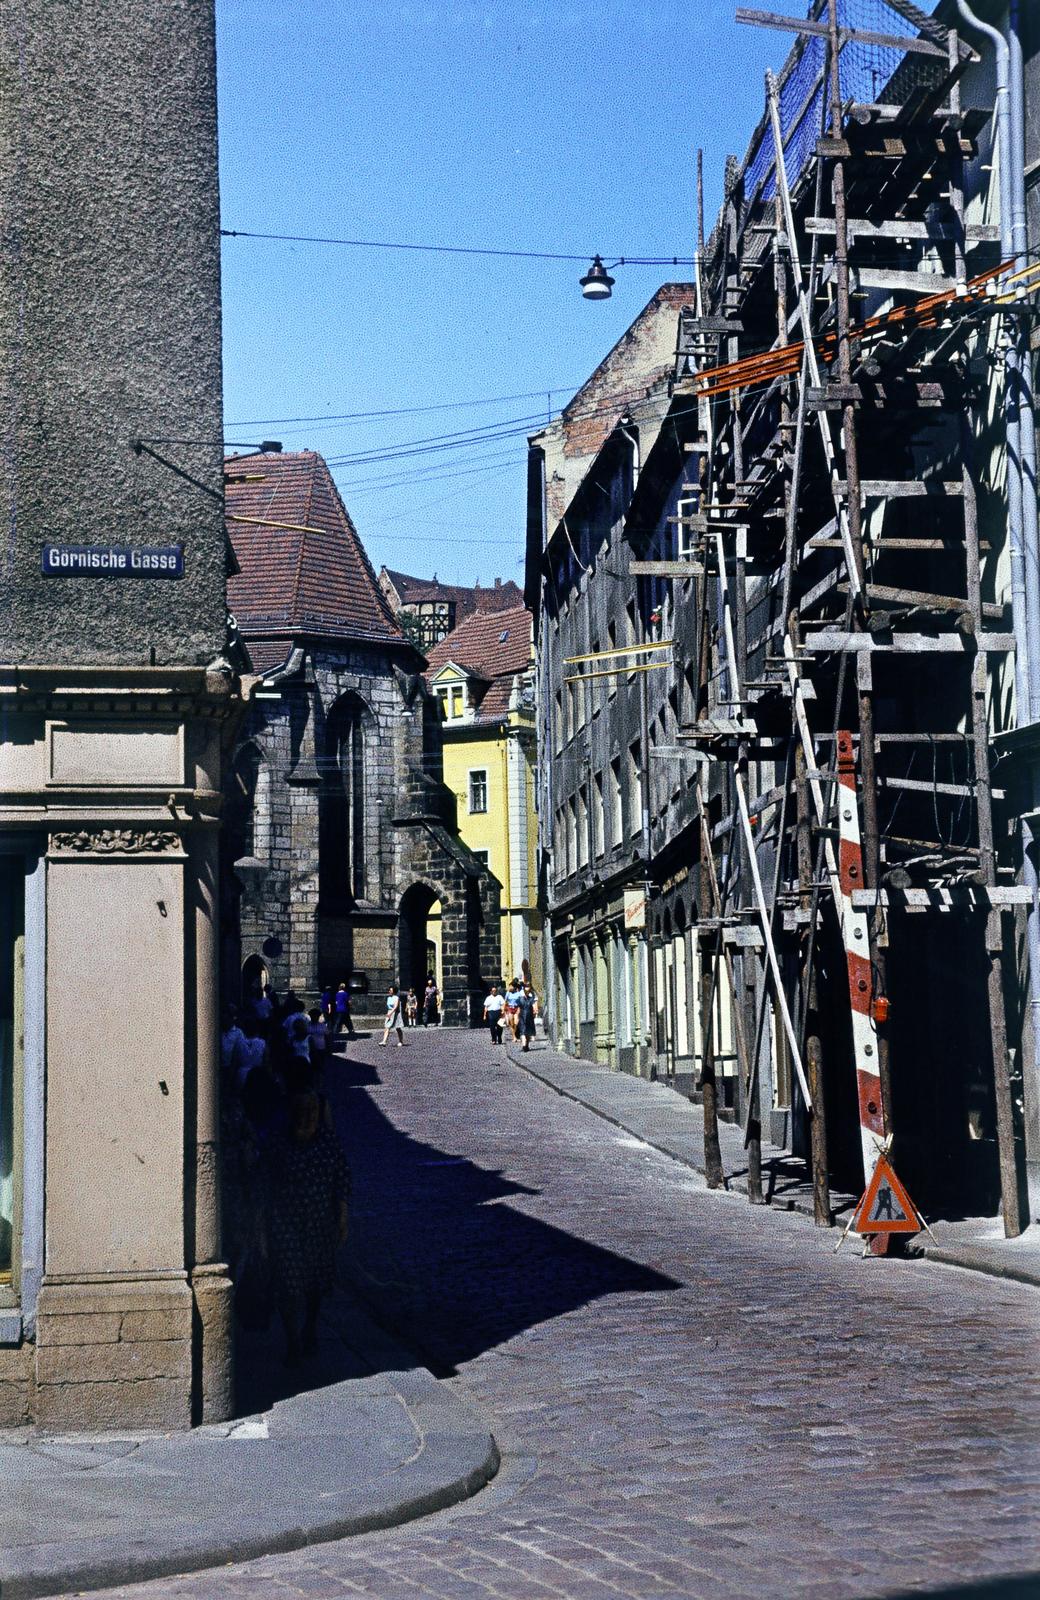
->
507;1041;1040;1287
0;1285;496;1599
42;1029;1040;1600
505;1040;858;1220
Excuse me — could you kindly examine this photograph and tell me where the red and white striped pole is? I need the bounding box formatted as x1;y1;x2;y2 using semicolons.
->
836;729;885;1185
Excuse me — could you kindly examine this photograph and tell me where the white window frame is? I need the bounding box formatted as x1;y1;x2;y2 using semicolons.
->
468;768;488;814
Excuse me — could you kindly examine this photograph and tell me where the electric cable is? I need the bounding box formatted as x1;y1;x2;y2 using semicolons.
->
220;226;696;267
225;385;580;430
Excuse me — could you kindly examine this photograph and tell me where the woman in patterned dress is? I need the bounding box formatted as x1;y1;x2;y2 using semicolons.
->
264;1088;351;1365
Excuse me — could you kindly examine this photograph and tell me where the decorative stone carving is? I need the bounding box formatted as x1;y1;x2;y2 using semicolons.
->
50;828;182;855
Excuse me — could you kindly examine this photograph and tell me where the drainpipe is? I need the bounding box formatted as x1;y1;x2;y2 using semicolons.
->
957;2;1029;712
1009;0;1040;1218
1008;0;1040;721
959;0;1038;1222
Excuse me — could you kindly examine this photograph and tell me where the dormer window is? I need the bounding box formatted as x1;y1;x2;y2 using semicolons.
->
436;682;466;721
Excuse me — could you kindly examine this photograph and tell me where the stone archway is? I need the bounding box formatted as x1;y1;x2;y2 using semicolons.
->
399;883;440;998
241;952;267;1010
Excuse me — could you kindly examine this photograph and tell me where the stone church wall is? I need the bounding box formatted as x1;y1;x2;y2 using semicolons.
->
228;643;501;1021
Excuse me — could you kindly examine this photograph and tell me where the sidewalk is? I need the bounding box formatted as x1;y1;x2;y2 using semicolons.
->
0;1296;498;1600
507;1039;1040;1290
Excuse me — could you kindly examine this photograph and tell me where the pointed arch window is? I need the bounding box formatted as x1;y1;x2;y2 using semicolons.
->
228;741;270;864
321;693;367;907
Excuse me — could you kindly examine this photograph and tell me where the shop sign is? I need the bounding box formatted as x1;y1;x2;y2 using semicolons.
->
623;888;647;930
41;543;184;578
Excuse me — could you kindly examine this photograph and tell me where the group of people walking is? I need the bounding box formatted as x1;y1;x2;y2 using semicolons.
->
221;966;537;1364
483;978;539;1050
222;986;351;1368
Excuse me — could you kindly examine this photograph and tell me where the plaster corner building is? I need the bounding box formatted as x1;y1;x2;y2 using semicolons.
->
0;3;237;1425
529;3;1040;1238
224;451;500;1024
424;604;542;991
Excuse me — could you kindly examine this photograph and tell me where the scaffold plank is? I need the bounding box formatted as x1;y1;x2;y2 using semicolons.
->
802;632;1014;653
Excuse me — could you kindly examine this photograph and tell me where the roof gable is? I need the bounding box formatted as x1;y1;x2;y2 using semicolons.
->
424;603;533;688
380;566;524;615
429;660;474;684
226;451;403;647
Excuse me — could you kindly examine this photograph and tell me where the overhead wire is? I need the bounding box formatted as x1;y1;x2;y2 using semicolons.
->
338;449;526;496
225;384;580;431
323;411;549;469
220;226;696;267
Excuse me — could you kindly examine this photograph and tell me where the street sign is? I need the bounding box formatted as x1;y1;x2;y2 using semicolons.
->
851;1154;923;1235
41;543;184;578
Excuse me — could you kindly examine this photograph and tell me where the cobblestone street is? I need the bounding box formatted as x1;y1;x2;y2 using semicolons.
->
76;1032;1040;1600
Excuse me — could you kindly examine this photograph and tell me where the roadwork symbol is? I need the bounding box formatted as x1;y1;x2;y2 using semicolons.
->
852;1155;923;1236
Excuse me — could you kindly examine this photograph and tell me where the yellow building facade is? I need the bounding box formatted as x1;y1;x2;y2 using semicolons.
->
424;606;543;996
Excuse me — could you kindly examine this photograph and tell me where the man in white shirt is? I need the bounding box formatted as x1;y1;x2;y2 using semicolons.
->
483;985;505;1045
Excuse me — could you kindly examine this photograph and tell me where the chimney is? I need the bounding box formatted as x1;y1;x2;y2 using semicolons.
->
495;577;502;588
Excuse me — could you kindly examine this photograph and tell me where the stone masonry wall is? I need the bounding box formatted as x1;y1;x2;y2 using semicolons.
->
0;0;226;667
228;643;500;1013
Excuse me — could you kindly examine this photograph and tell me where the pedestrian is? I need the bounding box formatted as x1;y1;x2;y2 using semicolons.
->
483;984;505;1044
281;991;307;1044
332;981;356;1040
380;984;405;1048
263;1086;351;1366
289;1013;312;1067
422;974;439;1027
503;977;523;1040
236;1014;268;1090
220;1005;247;1084
308;1005;330;1063
517;983;538;1051
320;984;335;1022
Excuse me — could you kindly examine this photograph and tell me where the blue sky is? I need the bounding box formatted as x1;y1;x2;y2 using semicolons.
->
215;1;788;586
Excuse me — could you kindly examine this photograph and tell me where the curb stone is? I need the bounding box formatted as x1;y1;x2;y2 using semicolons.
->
0;1304;499;1600
507;1042;1040;1289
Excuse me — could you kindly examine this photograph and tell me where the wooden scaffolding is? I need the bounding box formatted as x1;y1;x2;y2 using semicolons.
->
672;0;1037;1235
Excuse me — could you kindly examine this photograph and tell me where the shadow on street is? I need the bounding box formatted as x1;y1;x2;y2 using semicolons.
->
234;1044;680;1409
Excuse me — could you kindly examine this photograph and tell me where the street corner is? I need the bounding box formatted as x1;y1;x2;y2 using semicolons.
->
0;1357;499;1600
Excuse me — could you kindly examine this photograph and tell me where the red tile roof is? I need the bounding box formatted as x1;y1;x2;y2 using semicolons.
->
243;639;295;674
425;604;533;723
381;568;523;616
226;451;403;650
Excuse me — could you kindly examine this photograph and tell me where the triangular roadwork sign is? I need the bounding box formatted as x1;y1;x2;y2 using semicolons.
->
852;1154;923;1236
